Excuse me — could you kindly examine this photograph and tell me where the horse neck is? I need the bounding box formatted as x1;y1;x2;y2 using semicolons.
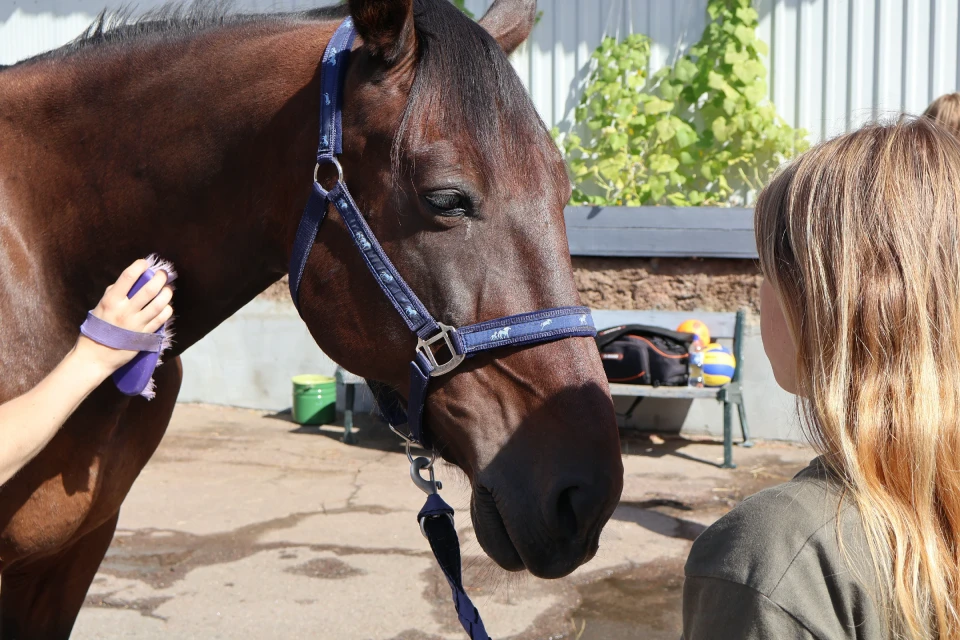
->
0;20;338;354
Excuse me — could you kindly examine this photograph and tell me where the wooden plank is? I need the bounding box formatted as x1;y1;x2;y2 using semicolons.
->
607;383;722;399
564;206;757;259
565;206;754;229
568;228;758;258
592;310;738;338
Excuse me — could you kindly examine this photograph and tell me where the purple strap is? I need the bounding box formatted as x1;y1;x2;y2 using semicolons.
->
80;312;164;353
79;259;175;400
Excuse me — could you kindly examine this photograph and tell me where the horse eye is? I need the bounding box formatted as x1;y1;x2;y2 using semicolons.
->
423;190;471;218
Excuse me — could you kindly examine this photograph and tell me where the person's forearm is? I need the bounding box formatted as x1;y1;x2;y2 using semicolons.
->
0;348;110;485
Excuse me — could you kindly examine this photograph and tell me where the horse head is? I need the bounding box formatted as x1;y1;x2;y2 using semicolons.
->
294;0;623;579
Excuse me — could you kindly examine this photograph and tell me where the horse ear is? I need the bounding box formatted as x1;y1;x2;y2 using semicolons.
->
479;0;537;55
348;0;416;64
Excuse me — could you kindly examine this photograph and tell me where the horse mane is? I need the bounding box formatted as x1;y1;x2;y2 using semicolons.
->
4;0;545;182
8;0;349;67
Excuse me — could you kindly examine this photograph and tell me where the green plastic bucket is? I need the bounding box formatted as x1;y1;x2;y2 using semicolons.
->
291;375;337;426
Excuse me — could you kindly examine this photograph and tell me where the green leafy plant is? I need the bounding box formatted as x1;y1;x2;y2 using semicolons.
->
558;0;808;206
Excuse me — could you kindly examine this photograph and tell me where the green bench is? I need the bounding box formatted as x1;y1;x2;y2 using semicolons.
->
337;308;752;467
594;308;752;468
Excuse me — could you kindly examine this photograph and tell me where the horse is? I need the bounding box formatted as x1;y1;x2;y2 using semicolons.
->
0;0;624;636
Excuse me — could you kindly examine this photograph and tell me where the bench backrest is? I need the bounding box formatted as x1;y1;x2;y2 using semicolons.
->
591;310;738;340
591;308;747;384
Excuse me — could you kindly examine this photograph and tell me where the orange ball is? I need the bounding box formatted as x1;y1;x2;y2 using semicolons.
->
676;319;711;345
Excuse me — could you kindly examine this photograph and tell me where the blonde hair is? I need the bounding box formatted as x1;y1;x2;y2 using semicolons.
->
755;117;960;639
925;93;960;137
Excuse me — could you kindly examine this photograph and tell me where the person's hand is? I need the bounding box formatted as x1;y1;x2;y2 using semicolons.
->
74;260;174;375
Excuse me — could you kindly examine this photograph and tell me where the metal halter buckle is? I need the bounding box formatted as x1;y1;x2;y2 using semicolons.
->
416;323;466;377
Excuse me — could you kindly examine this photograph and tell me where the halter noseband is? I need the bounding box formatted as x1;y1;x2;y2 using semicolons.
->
287;19;597;639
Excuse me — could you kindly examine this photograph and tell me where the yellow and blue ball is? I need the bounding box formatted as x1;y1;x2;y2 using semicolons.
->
702;343;736;386
676;319;711;345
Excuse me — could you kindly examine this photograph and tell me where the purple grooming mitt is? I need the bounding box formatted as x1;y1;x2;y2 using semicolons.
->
79;255;176;400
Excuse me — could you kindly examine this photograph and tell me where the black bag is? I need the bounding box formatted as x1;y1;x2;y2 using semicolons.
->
595;324;694;386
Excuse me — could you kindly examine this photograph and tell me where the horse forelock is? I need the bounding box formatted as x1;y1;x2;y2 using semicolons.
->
394;0;558;190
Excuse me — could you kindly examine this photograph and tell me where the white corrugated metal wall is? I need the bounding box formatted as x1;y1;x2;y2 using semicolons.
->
3;0;960;143
470;0;960;142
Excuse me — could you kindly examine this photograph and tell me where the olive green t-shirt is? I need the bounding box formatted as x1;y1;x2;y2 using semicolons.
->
683;458;885;639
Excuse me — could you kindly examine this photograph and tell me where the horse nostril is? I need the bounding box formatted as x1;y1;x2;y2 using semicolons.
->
549;481;612;542
555;486;580;538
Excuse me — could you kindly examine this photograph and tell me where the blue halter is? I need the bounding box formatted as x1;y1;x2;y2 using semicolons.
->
288;19;598;640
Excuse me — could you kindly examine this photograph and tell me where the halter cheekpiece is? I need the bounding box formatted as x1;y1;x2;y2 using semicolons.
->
287;19;598;640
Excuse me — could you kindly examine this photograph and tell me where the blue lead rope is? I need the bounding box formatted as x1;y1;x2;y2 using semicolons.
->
419;494;490;640
287;18;600;640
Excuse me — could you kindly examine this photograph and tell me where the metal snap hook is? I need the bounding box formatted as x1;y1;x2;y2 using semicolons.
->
410;456;442;495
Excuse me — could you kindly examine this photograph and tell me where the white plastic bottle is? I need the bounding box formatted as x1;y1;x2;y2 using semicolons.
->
688;340;705;387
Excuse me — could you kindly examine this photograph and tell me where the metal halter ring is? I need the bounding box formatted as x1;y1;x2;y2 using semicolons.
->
388;424;438;467
314;157;344;185
416;323;466;378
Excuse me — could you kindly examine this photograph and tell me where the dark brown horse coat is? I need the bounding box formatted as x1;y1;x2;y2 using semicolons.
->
0;1;623;636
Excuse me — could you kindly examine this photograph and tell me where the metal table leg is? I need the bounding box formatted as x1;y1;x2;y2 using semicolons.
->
342;382;358;445
738;400;753;448
722;400;736;469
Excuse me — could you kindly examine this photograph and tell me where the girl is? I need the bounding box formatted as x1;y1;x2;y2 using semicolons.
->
683;118;960;639
0;260;173;485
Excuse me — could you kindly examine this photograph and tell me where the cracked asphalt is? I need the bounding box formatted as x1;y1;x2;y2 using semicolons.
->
69;404;813;639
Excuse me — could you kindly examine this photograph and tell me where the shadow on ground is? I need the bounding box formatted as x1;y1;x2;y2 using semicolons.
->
268;407;750;472
619;428;732;467
266;409;413;455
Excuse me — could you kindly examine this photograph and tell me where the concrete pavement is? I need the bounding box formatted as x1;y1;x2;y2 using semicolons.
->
70;404;813;640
